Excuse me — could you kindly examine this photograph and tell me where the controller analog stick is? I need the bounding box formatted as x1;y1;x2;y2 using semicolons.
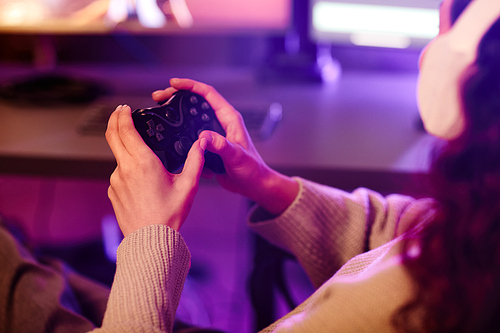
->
165;107;180;123
174;136;192;156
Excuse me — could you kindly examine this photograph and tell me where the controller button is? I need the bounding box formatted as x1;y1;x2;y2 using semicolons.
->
174;136;193;156
190;95;198;104
147;119;155;128
190;107;198;116
197;125;210;136
201;102;210;110
201;114;210;122
156;133;165;142
156;123;165;132
147;128;155;137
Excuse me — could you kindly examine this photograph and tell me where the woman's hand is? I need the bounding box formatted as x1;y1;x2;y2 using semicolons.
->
105;105;206;237
152;78;299;215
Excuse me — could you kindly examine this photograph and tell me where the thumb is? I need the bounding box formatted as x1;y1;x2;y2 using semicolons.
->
198;130;234;161
181;138;206;182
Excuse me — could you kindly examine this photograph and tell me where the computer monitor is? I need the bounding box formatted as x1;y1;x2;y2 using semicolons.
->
309;0;440;49
0;0;292;35
0;0;292;105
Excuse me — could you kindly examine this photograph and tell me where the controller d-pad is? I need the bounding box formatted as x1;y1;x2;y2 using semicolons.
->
145;119;165;142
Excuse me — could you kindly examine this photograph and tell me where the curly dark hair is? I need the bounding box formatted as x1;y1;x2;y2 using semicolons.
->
394;1;500;332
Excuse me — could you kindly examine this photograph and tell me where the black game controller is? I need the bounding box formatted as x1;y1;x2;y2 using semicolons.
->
132;90;226;174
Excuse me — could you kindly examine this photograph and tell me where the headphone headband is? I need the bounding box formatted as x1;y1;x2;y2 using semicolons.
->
448;0;500;57
417;0;500;140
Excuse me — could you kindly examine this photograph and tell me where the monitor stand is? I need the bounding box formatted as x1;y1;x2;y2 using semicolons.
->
0;36;109;108
259;31;342;83
258;37;342;84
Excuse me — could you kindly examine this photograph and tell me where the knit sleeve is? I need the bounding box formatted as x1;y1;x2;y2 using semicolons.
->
248;177;433;288
91;224;191;333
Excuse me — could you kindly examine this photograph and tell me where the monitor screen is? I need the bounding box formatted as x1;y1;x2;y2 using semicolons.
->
0;0;292;35
309;0;440;49
0;0;293;106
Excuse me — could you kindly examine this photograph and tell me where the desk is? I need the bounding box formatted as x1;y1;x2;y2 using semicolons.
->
0;64;436;193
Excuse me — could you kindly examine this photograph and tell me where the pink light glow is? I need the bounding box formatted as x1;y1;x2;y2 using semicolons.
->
185;0;291;30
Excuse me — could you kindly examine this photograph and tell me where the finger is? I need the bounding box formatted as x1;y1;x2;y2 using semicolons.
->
106;105;128;163
155;79;244;139
152;87;177;103
172;78;248;138
180;139;206;185
116;105;151;157
198;130;236;162
169;78;232;112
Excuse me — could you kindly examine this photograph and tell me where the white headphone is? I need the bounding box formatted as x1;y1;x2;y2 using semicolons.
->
417;0;500;140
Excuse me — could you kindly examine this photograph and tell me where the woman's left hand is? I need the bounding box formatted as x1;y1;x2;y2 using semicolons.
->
105;105;206;237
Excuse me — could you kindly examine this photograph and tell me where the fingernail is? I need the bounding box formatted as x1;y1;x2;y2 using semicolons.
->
200;138;208;151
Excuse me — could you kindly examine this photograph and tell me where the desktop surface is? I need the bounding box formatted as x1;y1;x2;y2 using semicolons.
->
0;63;436;192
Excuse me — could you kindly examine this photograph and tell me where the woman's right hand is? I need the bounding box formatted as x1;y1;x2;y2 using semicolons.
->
152;78;299;215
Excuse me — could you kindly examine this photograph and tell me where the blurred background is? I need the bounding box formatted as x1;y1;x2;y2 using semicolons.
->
0;0;440;332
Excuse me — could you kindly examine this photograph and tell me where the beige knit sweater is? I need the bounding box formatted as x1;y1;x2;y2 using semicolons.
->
94;177;436;332
0;177;435;332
